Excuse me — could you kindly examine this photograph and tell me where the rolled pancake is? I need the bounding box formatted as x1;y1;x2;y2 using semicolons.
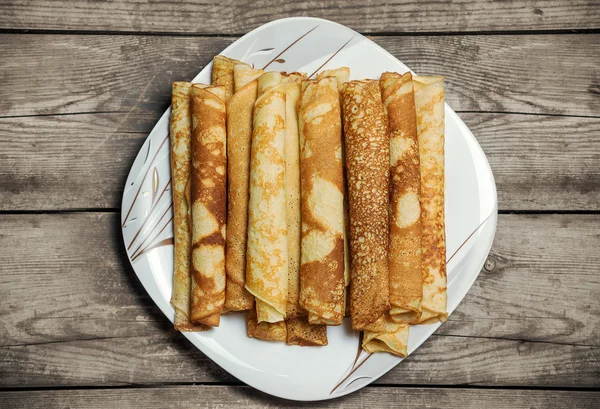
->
317;67;351;290
234;64;264;92
317;67;350;94
413;76;447;324
362;314;387;332
247;307;286;342
298;76;345;326
342;80;391;330
245;72;288;323
211;55;243;100
380;71;423;324
362;315;409;357
286;317;328;346
282;73;329;345
190;84;228;327
224;81;259;311
169;82;208;332
282;72;306;320
224;66;265;311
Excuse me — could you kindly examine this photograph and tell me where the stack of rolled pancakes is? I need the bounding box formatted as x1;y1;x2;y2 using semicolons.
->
169;55;447;356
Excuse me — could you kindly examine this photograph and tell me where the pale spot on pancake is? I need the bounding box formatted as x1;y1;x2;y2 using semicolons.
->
306;103;332;125
214;263;226;291
307;176;343;234
193;244;224;278
175;180;186;192
204;127;226;144
334;146;342;161
390;137;415;165
396;191;420;228
261;108;282;129
192;202;219;241
204;98;223;110
220;224;226;240
302;140;313;159
394;79;413;97
302;230;335;264
201;178;215;188
172;137;188;156
216;165;225;175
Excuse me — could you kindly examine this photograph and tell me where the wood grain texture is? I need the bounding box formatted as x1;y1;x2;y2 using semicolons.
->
467;114;600;211
0;2;597;403
1;112;598;211
438;214;600;346
0;213;598;387
0;114;146;211
1;34;599;119
1;386;599;408
1;0;599;34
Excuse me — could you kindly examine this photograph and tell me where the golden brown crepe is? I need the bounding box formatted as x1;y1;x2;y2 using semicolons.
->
211;55;243;100
282;72;306;320
169;82;208;332
234;64;264;92
247;307;287;342
342;80;391;331
362;315;409;357
413;76;447;324
245;72;288;323
317;67;352;290
298;76;345;326
362;314;387;332
317;67;350;94
380;71;423;324
223;65;265;312
286;317;328;346
189;84;228;327
224;80;258;311
280;73;330;346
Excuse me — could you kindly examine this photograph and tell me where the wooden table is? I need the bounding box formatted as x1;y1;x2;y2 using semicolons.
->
1;1;599;407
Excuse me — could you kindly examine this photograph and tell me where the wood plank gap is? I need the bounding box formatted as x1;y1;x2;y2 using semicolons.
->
0;208;120;215
366;29;600;37
1;335;142;349
0;110;129;120
0;383;241;392
498;210;600;215
433;333;599;349
0;28;598;37
0;29;241;37
0;383;598;393
455;110;600;120
367;384;600;392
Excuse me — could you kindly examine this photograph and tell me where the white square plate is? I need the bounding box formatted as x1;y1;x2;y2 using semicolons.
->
121;17;498;401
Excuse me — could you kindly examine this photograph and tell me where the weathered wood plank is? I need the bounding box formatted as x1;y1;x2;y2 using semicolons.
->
437;214;600;345
1;34;598;118
1;112;598;211
465;114;600;211
0;114;145;211
3;332;597;388
1;386;599;409
1;0;599;34
0;213;598;388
